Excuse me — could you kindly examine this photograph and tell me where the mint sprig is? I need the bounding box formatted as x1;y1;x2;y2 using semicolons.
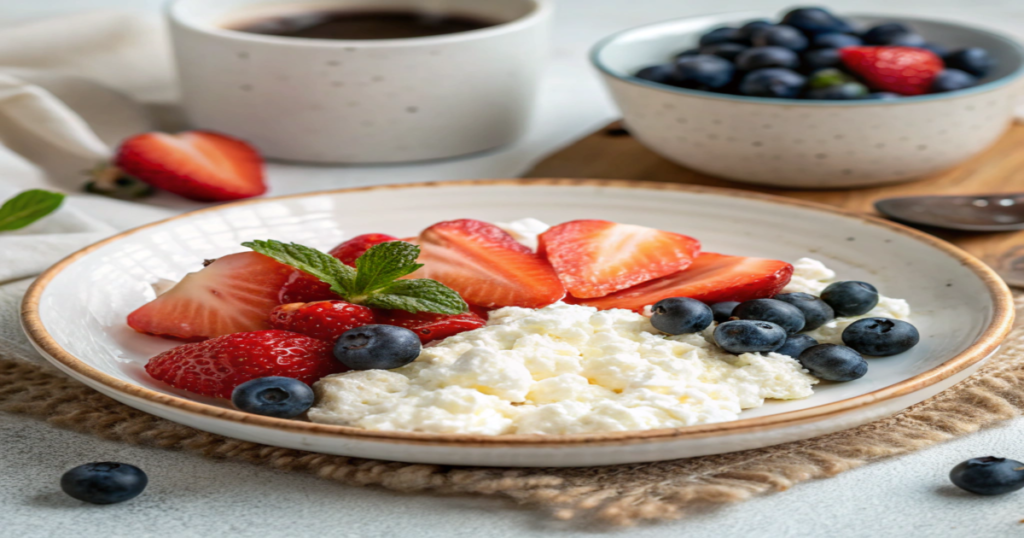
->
243;239;467;315
0;189;64;232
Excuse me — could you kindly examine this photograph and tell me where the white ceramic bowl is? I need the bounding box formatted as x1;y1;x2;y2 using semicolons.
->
592;13;1024;188
21;180;1013;467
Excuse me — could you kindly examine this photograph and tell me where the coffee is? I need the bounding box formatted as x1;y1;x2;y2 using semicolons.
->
227;10;498;40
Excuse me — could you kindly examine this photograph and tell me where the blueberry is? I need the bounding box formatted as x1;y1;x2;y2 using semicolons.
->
775;334;819;358
231;376;314;418
713;320;788;354
733;298;806;334
674;54;735;89
842;317;920;356
751;25;809;51
950;457;1024;496
699;42;748;62
801;48;842;72
812;33;861;49
781;7;853;35
651;297;714;335
740;68;807;98
736;19;772;43
61;462;148;505
333;324;421;370
736;47;801;71
945;48;994;77
85;175;154;201
865;92;902;100
635;64;677;85
888;33;927;47
675;48;700;59
699;27;742;47
711;301;740;323
920;42;949;57
807;82;869;99
931;69;978;93
773;292;835;331
797;344;868;381
820;281;878;316
861;23;911;45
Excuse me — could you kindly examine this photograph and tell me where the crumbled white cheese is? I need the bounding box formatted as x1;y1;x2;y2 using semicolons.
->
495;218;551;251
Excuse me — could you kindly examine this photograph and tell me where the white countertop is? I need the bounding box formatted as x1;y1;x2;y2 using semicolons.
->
4;0;1024;536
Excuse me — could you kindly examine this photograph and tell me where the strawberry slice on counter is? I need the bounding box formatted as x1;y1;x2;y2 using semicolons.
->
409;219;566;309
839;46;943;96
571;253;793;313
377;309;487;344
269;300;376;342
144;330;344;399
114;131;266;202
329;233;400;267
538;220;700;299
127;252;295;341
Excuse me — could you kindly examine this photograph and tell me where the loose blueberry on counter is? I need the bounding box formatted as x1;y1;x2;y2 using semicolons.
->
797;344;868;382
931;69;978;93
713;320;788;354
61;462;148;505
949;457;1024;496
740;68;807;98
775;334;819;358
751;25;809;51
333;324;422;370
700;42;749;62
651;297;714;335
773;292;835;331
820;281;879;317
812;33;861;49
944;48;994;77
887;33;928;48
733;298;806;334
736;19;772;42
85;176;155;200
674;54;736;89
842;317;920;356
700;26;743;47
801;48;842;72
861;22;912;45
781;7;853;35
711;301;740;323
231;376;314;418
735;46;801;71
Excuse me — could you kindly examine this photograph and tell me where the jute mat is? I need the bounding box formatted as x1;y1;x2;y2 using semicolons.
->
3;296;1024;526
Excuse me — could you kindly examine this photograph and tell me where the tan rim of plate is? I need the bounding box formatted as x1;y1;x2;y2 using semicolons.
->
20;179;1017;449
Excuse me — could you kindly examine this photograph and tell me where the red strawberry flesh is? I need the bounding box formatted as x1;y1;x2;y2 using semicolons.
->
377;310;487;343
840;46;943;96
269;300;376;342
329;233;400;267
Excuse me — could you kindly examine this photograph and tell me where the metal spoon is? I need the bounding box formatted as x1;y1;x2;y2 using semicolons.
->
874;193;1024;232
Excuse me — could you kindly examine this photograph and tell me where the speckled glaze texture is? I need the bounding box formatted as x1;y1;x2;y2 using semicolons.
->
592;13;1024;188
168;0;551;163
20;180;1014;466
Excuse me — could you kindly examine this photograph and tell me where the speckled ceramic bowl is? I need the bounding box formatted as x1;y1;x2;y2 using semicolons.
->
592;13;1024;188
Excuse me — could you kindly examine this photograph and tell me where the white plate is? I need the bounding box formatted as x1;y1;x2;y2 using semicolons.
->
21;180;1014;467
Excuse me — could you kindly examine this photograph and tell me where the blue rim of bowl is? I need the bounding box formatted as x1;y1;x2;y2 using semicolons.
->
590;12;1024;106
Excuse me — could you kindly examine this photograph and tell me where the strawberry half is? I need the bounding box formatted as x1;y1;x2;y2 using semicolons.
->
278;270;340;304
329;233;400;267
840;46;943;96
127;252;294;341
144;330;344;399
571;253;793;313
377;310;487;343
409;219;565;309
269;300;376;342
538;220;700;299
114;131;266;202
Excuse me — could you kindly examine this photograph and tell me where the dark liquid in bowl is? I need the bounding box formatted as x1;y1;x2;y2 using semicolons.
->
227;10;498;40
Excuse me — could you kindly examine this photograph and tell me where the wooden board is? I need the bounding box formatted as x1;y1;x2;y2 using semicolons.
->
525;121;1024;276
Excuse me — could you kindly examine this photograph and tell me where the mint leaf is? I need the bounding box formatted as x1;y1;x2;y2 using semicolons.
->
362;279;468;315
243;239;355;296
0;189;64;232
352;241;423;296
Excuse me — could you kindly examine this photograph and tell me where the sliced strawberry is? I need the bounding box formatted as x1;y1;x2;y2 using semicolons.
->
114;131;266;202
127;252;294;341
144;330;344;399
409;219;565;309
537;220;700;299
571;253;793;313
278;270;340;304
840;46;943;96
269;300;376;342
378;310;487;343
329;233;400;267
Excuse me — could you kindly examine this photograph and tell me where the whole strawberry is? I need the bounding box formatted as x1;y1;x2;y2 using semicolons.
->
269;300;376;342
329;233;400;267
278;270;340;304
840;46;943;95
144;330;344;399
377;310;487;343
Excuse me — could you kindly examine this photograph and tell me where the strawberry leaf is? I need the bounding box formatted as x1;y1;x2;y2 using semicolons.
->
0;189;64;232
362;279;468;315
352;241;423;296
242;240;355;297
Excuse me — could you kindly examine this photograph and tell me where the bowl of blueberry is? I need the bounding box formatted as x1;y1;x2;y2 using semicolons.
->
591;7;1024;188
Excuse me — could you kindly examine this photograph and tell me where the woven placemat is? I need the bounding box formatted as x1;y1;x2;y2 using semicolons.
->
3;296;1023;526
